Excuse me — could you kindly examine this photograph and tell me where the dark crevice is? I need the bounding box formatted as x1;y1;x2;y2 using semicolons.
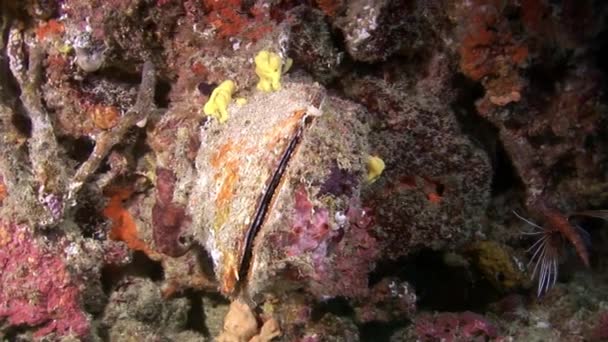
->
97;154;112;174
183;290;210;335
11;108;32;137
450;73;521;196
195;246;217;285
154;78;171;108
490;143;520;195
527;130;564;148
370;250;500;312
59;135;95;163
450;73;492;149
359;321;408;342
134;251;164;281
199;293;230;337
311;297;354;321
504;4;522;23
435;182;445;196
131;126;153;161
593;25;608;76
524;50;576;110
3;323;33;342
88;66;142;86
197;81;218;96
241;0;257;15
101;251;164;294
98;324;110;342
73;188;107;240
526;60;565;96
546;155;578;185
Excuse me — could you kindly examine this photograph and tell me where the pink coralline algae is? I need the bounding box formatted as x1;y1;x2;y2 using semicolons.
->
0;222;90;339
323;204;379;299
415;311;498;342
286;186;333;259
285;186;379;299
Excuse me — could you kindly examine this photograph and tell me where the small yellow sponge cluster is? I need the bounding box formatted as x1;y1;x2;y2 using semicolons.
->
204;80;236;123
366;155;385;183
254;50;282;92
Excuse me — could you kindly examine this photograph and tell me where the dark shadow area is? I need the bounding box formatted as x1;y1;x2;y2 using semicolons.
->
450;74;493;147
183;290;207;335
370;250;500;312
131;124;153;161
311;297;354;321
59;135;95;163
525;57;570;96
450;74;522;196
101;251;164;294
10;108;32;137
154;78;172;108
2;324;31;342
73;188;107;240
593;26;608;81
91;66;142;86
490;143;520;196
195;246;218;285
359;321;408;342
193;292;231;338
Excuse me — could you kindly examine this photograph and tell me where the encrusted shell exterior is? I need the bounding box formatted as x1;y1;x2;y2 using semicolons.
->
245;96;372;299
189;82;324;294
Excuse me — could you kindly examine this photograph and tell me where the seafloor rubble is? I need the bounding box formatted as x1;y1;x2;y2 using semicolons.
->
0;0;607;341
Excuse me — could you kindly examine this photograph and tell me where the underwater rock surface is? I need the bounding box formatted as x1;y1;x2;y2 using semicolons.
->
0;0;607;341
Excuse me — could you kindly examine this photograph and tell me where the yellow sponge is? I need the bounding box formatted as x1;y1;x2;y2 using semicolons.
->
366;155;385;183
203;80;236;123
254;50;282;92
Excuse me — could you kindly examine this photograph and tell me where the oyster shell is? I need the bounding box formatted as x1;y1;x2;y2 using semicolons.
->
190;82;328;295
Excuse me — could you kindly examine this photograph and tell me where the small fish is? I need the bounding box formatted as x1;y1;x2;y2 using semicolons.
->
515;201;591;297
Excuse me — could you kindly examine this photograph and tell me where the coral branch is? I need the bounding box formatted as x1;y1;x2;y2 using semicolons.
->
7;29;69;224
20;45;68;191
69;61;157;198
